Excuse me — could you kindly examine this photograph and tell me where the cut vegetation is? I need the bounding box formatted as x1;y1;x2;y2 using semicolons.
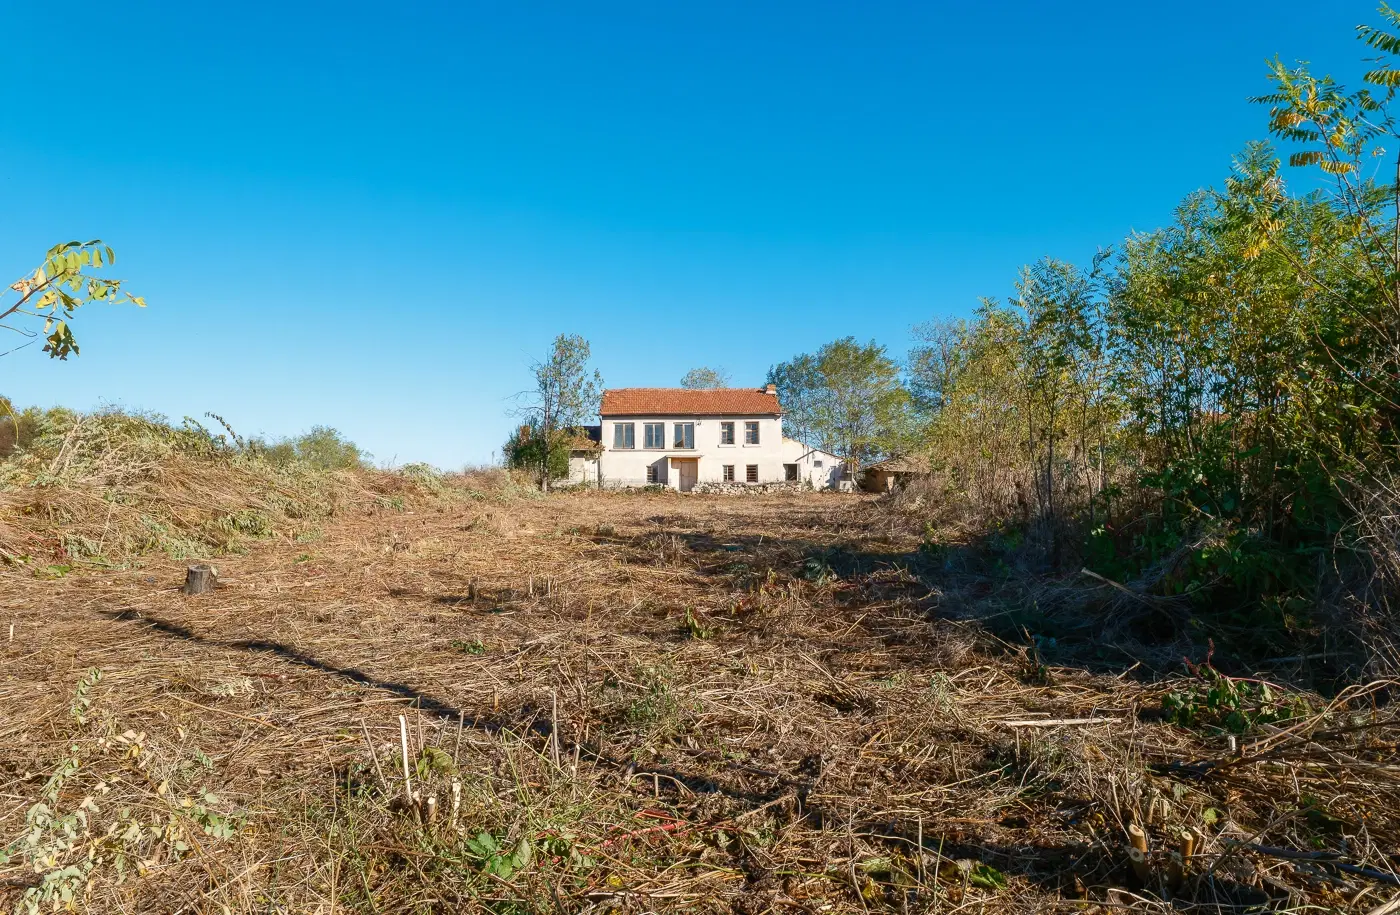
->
1;415;1397;912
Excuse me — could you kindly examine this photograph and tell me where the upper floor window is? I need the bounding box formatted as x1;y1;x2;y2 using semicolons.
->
643;423;665;449
744;421;760;445
720;421;735;445
673;422;695;449
613;423;635;449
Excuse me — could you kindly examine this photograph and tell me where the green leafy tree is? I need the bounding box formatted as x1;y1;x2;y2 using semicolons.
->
516;334;602;491
262;426;368;470
907;318;969;418
891;5;1400;666
3;241;143;359
679;366;731;388
768;337;911;467
502;423;570;481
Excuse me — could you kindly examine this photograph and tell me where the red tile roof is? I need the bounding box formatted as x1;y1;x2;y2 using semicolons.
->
600;387;781;416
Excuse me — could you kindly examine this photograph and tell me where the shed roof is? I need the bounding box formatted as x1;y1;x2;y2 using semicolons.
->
863;456;928;474
600;387;781;417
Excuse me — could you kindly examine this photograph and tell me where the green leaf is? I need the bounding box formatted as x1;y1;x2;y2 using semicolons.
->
968;863;1007;889
510;837;533;872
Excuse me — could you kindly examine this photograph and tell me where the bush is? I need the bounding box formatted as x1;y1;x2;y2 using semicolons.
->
502;425;569;482
259;426;368;471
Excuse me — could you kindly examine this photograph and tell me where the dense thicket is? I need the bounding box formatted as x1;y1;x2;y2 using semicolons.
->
907;11;1400;675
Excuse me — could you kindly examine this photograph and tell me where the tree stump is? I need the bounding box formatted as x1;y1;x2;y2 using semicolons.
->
183;564;217;595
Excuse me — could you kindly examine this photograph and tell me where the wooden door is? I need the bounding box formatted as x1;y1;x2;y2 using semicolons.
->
678;460;698;492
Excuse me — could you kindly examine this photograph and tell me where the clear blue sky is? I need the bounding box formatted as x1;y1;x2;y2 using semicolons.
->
0;1;1375;467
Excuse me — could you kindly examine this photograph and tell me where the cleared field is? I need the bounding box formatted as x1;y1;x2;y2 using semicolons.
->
2;490;1397;913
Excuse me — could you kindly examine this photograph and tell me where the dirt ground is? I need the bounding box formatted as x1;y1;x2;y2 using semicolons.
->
3;490;1397;913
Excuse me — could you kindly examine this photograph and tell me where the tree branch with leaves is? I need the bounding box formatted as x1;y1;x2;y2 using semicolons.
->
3;240;143;359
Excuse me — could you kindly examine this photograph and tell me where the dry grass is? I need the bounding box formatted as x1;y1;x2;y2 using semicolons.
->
2;482;1399;913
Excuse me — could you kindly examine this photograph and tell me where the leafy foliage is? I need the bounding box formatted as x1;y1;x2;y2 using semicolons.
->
2;240;143;360
516;334;602;491
905;8;1400;671
502;422;571;481
768;337;912;466
260;425;369;471
679;366;731;388
1162;663;1313;734
463;831;534;880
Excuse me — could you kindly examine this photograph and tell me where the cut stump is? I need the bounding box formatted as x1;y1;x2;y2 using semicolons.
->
183;564;217;595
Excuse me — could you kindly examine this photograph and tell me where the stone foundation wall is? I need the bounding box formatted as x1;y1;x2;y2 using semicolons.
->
692;480;810;495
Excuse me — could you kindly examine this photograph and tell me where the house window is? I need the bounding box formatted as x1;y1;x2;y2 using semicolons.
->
643;423;665;449
646;465;658;484
814;459;823;468
723;465;735;482
784;464;799;481
744;421;760;445
613;423;635;449
746;464;759;483
673;422;695;449
720;422;735;445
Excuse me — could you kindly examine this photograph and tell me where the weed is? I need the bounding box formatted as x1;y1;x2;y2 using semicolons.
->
1162;659;1313;733
800;554;836;584
683;608;714;639
463;831;534;880
2;670;244;913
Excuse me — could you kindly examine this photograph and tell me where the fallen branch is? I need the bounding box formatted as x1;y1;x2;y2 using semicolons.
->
998;717;1122;728
1241;843;1400;886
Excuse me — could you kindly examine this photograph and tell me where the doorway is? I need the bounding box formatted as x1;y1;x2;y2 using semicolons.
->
675;459;698;492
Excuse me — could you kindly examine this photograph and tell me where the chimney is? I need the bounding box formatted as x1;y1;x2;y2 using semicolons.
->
764;383;777;394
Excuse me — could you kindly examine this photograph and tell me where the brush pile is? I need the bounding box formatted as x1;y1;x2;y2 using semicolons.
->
0;406;509;568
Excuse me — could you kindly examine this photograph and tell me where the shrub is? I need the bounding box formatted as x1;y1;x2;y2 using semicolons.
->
261;426;367;471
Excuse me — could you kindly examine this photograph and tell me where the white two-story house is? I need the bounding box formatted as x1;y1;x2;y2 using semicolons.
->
571;385;845;491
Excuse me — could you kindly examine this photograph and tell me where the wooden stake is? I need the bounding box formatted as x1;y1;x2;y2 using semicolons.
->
1127;824;1152;883
423;795;437;825
398;715;414;804
450;778;462;828
551;688;562;769
468;579;478;601
916;815;925;888
182;564;217;595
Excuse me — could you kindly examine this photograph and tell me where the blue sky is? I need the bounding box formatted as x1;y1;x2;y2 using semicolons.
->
0;1;1374;467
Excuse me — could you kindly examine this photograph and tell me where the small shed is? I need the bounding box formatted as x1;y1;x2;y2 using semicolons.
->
859;456;927;493
566;425;603;485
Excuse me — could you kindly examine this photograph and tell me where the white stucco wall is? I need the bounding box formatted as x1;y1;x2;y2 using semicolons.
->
598;414;787;488
779;437;847;489
566;454;599;486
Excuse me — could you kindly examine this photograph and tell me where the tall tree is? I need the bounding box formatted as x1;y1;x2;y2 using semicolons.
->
3;241;142;359
679;366;731;389
907;318;969;418
517;334;602;491
768;337;910;467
